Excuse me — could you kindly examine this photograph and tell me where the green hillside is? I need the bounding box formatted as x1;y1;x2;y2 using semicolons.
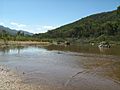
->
35;6;120;43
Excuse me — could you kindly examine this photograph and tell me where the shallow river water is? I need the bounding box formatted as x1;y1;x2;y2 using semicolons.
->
0;45;120;90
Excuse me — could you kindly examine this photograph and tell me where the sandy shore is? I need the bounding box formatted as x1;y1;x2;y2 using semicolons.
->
0;65;30;90
0;65;67;90
0;65;53;90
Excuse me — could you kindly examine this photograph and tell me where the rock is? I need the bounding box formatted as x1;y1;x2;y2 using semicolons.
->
65;41;70;45
98;41;111;48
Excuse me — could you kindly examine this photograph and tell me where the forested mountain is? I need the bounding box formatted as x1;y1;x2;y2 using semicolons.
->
0;25;33;36
35;6;120;42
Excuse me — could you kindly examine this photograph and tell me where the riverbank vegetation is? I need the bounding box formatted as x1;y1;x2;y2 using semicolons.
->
0;30;52;45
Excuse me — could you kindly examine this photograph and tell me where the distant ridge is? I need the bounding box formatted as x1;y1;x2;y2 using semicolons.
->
0;25;33;36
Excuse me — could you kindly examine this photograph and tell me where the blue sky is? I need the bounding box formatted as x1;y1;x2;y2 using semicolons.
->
0;0;120;33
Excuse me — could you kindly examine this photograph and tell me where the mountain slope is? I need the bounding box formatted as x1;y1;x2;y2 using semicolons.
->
35;6;120;41
0;25;33;36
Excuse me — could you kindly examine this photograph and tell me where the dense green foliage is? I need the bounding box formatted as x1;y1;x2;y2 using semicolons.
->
34;6;120;42
0;26;35;42
0;30;32;41
0;30;52;43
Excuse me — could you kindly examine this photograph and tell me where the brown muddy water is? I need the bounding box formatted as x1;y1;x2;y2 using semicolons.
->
0;45;120;90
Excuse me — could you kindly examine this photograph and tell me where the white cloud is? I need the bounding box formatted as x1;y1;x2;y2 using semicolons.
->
36;25;56;33
9;22;29;32
43;26;56;30
0;22;5;26
10;22;26;28
0;21;58;33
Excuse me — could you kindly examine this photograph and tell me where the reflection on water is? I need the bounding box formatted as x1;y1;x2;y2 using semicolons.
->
0;46;26;55
44;45;120;56
0;45;120;56
0;45;120;90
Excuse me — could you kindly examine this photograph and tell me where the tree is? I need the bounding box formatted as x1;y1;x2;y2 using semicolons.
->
117;6;120;16
117;6;120;10
1;30;9;45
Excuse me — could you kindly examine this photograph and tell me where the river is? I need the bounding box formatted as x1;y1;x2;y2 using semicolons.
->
0;45;120;90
